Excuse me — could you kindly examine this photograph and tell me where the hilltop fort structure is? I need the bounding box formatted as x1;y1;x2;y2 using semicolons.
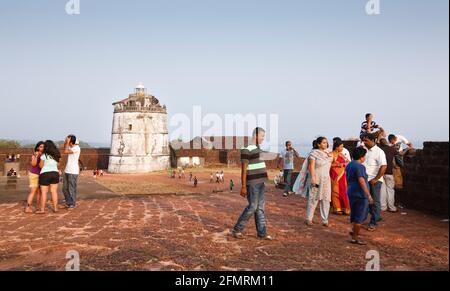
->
108;83;170;173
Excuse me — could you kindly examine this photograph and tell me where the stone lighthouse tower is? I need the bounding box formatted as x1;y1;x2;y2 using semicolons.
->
108;83;170;173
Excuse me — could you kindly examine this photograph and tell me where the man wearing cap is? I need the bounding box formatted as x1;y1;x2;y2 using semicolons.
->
61;135;81;210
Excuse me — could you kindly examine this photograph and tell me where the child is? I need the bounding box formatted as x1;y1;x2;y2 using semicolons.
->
360;113;385;140
230;179;234;192
193;176;198;187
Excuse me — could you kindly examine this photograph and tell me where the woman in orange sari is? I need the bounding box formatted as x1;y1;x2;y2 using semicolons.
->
330;140;350;215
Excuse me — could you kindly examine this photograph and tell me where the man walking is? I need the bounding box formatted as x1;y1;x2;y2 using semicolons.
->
61;135;81;210
278;141;300;197
232;127;273;240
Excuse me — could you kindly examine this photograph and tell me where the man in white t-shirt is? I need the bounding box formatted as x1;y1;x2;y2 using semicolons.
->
61;135;81;210
362;133;387;231
388;134;413;153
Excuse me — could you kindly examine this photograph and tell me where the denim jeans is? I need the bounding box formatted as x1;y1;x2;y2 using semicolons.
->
283;169;293;193
233;182;267;237
369;181;382;227
63;173;79;207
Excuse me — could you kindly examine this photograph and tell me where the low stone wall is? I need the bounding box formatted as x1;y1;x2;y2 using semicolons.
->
173;147;304;170
397;142;449;217
0;148;110;173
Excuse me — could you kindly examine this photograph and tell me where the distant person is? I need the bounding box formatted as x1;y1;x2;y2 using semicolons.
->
216;172;220;183
220;171;225;183
25;141;44;213
181;169;185;179
330;139;350;215
209;172;214;183
278;141;300;197
61;135;81;210
7;168;16;177
232;127;273;240
379;138;399;212
189;172;193;181
362;133;387;231
93;169;97;178
305;137;333;227
346;147;374;245
333;137;351;162
388;134;413;154
100;170;103;177
360;113;385;141
36;140;61;214
230;179;234;192
193;176;198;187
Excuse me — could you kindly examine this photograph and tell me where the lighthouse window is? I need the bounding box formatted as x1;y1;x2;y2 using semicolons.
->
128;124;133;131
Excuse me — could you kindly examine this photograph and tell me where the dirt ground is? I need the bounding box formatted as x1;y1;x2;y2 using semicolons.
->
0;168;448;271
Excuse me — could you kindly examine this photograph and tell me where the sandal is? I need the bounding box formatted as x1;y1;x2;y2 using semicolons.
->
305;221;314;226
35;209;45;215
350;239;367;245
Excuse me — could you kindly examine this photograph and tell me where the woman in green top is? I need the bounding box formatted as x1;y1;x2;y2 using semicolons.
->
36;140;61;214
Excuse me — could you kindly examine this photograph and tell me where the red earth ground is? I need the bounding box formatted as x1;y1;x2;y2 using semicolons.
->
0;168;448;271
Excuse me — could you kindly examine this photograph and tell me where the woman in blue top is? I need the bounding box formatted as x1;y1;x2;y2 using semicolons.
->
36;140;61;214
346;147;374;245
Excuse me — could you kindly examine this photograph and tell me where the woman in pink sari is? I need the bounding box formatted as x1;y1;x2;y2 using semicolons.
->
330;140;350;215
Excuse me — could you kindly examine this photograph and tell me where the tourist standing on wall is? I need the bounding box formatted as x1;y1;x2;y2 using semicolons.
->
25;141;44;213
361;133;387;231
346;147;373;245
232;127;273;240
304;137;333;227
360;113;385;141
36;140;61;214
61;135;81;210
278;141;300;197
379;138;399;213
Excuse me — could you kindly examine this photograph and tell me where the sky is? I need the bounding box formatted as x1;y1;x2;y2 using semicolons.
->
0;0;448;148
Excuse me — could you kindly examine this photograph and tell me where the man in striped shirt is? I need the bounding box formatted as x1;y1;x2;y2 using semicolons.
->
232;127;273;240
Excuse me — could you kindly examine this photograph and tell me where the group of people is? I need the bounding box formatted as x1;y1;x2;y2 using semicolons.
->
24;135;81;214
211;171;225;183
232;113;413;245
93;169;103;178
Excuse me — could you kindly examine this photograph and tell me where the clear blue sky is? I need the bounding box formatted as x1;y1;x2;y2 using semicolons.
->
0;0;448;146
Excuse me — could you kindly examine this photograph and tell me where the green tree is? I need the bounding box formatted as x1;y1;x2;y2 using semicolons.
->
0;139;21;149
